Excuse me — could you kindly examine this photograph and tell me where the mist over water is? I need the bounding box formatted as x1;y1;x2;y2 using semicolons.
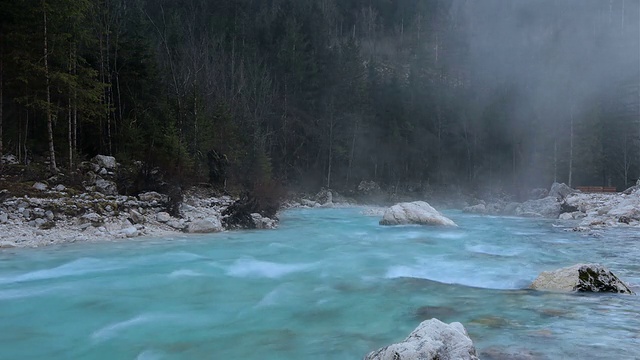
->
0;208;639;359
452;0;640;189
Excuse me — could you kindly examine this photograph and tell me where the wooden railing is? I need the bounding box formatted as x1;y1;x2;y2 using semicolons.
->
576;186;617;193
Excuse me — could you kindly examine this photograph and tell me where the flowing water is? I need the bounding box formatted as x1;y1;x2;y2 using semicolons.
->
1;208;639;359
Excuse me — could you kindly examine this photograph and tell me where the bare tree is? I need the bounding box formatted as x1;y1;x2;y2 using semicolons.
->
43;0;58;173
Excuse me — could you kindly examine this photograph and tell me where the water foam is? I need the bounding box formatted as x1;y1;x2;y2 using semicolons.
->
91;314;160;341
0;258;122;285
168;269;203;278
226;258;314;279
385;261;527;290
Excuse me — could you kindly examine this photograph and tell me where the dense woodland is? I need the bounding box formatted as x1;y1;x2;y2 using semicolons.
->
0;0;639;199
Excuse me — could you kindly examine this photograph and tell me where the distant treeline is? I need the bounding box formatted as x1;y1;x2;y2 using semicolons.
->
0;0;638;195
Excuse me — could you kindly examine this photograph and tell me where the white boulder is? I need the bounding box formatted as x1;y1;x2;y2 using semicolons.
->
92;155;117;170
33;182;48;191
530;263;634;294
364;319;478;360
380;201;457;226
156;212;171;223
186;218;223;233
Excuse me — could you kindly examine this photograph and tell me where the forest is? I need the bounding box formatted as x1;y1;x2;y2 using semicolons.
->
0;0;638;199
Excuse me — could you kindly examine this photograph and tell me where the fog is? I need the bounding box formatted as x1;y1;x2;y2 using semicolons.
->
454;0;640;189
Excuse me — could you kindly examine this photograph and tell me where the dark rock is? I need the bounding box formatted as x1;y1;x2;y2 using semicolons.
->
618;216;631;224
560;201;579;214
222;194;260;229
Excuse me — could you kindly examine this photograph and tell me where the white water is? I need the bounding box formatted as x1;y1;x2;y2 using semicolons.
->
0;208;639;359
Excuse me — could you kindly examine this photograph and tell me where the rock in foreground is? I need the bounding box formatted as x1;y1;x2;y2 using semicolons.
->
380;201;457;226
530;264;634;294
364;318;478;360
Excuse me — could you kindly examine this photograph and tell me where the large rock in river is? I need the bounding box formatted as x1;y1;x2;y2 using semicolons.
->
380;201;457;226
530;264;634;294
364;318;478;360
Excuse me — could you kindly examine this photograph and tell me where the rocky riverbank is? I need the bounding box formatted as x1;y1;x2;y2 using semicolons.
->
463;182;640;230
0;155;279;248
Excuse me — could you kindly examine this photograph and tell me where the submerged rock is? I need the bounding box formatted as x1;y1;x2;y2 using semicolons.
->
530;264;634;294
364;318;478;360
380;201;457;226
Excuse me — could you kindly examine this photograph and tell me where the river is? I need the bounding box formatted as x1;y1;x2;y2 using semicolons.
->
0;207;638;359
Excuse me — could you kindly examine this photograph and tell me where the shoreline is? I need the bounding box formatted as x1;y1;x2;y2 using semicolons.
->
2;179;639;249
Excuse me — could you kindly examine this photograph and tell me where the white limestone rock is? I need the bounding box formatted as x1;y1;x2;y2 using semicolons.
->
156;212;171;223
251;213;278;229
364;319;478;360
167;219;185;230
138;191;167;203
95;178;118;196
530;263;634;294
186;218;223;233
33;182;48;191
92;155;117;170
380;201;457;227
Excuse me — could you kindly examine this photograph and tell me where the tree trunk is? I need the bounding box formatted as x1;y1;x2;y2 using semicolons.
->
0;37;3;169
327;119;333;189
346;117;359;186
568;109;574;187
553;138;557;183
43;2;57;173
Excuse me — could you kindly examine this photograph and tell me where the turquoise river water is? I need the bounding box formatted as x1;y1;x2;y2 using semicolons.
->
0;208;639;359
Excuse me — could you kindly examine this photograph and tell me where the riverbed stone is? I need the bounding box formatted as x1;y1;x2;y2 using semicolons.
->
530;263;634;294
364;318;478;360
380;201;457;226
